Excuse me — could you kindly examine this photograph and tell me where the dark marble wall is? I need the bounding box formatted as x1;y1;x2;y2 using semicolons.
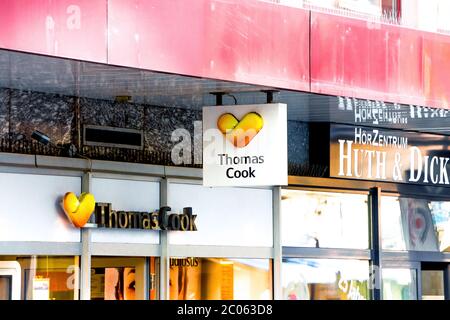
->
287;120;309;165
0;88;203;159
0;87;310;168
80;97;201;153
0;88;8;137
10;90;74;144
80;98;144;131
144;106;201;153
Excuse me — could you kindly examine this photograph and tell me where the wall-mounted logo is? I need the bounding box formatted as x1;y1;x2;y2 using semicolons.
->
94;204;197;231
61;192;96;228
217;112;264;148
61;193;197;231
203;103;287;187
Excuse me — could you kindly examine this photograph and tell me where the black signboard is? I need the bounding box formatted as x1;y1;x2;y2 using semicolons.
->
333;96;450;133
330;124;450;186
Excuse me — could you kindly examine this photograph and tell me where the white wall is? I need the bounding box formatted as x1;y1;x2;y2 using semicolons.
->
0;172;81;242
168;183;273;247
90;177;160;244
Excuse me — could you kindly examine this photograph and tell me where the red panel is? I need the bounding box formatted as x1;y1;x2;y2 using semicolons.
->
423;33;450;108
0;0;107;63
108;0;310;91
1;1;450;109
311;12;450;109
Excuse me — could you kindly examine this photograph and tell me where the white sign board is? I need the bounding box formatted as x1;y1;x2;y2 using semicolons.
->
203;103;288;187
32;277;50;300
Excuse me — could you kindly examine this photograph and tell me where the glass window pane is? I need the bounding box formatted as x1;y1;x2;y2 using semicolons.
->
281;190;369;249
402;0;450;33
382;268;417;300
0;256;79;300
421;270;445;300
282;258;371;300
91;256;159;300
381;197;407;250
429;201;450;252
169;258;272;300
337;0;382;15
0;276;12;300
381;196;450;252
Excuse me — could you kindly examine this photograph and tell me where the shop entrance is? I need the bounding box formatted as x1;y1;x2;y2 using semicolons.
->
0;261;21;300
421;263;449;300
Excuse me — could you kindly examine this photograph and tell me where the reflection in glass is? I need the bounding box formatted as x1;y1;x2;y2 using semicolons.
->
281;190;369;249
0;276;11;300
91;256;159;300
282;258;370;300
429;201;450;252
169;258;272;300
381;197;407;250
382;268;417;300
0;256;78;300
381;197;450;252
421;270;445;300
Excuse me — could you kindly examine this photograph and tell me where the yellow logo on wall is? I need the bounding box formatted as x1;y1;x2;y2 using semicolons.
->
217;112;264;148
61;192;96;228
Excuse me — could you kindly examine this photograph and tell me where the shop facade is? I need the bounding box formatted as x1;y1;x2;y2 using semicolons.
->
0;134;449;300
0;0;449;301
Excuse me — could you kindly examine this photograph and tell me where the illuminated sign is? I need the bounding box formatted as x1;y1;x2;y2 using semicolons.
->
62;192;96;228
61;192;197;231
203;103;287;187
330;124;450;186
94;203;197;231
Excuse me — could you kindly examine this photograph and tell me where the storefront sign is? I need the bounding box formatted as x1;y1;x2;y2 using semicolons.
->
94;203;197;231
62;192;96;228
334;96;450;132
61;192;197;231
170;258;199;268
330;124;450;186
202;103;288;187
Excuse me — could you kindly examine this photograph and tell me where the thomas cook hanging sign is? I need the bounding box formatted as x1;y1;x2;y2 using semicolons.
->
330;124;450;186
202;103;288;187
61;192;197;230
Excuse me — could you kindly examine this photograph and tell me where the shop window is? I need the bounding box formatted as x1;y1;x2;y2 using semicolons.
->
282;258;371;300
91;257;159;300
0;276;12;300
382;268;417;300
0;256;79;300
281;190;369;249
169;258;272;300
381;197;450;252
401;0;450;33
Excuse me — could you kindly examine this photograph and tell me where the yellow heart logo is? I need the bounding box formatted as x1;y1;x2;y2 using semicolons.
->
217;112;264;148
61;192;96;228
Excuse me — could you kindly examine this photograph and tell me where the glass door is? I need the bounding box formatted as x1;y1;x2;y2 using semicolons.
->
0;261;21;300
